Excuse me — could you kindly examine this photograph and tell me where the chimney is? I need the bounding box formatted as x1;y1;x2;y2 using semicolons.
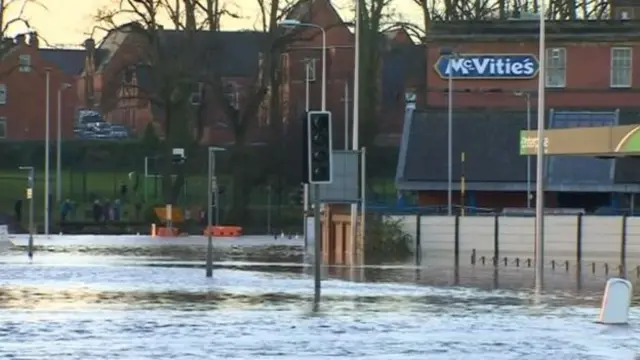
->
83;38;96;108
15;34;25;45
28;32;39;47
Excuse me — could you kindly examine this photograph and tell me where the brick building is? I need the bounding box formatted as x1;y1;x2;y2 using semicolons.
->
77;0;422;146
397;20;640;212
0;33;82;140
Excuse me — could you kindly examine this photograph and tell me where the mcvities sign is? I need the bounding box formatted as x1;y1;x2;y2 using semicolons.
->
434;54;539;79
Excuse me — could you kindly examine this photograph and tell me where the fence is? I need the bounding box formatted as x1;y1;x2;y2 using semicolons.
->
390;214;640;280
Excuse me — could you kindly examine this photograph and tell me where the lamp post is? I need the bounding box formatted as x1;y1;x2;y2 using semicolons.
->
440;49;458;216
279;19;327;110
515;91;532;208
44;68;51;237
535;3;547;294
56;83;71;203
206;146;225;278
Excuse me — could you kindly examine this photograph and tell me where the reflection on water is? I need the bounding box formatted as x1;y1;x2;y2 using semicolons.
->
0;254;638;359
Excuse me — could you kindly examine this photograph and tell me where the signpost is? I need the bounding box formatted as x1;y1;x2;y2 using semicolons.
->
19;166;34;260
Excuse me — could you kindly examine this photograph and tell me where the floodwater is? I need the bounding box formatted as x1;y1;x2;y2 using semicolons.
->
0;237;639;359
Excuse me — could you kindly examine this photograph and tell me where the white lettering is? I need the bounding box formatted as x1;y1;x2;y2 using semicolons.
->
446;58;468;75
511;62;523;75
471;58;490;75
443;55;538;77
521;136;549;150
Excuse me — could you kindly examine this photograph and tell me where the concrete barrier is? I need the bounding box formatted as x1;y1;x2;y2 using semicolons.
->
390;214;640;277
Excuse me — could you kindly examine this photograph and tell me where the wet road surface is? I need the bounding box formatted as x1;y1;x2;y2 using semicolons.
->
0;241;638;359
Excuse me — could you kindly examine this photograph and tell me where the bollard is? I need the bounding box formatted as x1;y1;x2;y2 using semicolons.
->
515;258;520;267
551;260;556;271
596;278;633;325
151;223;156;237
592;262;596;274
565;260;570;272
526;258;532;268
471;249;476;266
604;263;609;275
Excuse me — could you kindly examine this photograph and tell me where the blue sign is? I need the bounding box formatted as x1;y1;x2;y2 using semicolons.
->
434;54;539;79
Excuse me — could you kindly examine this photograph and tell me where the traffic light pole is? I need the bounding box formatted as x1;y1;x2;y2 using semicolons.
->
313;183;321;311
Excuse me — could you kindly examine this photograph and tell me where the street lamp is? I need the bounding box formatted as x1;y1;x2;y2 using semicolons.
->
206;146;225;278
278;19;327;110
44;68;51;237
440;48;458;216
514;90;532;208
535;4;547;294
56;83;71;202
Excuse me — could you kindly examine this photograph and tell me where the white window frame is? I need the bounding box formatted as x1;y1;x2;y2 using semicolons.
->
610;47;632;88
190;82;203;105
304;58;316;82
0;117;6;139
545;47;566;88
18;54;31;72
0;84;6;105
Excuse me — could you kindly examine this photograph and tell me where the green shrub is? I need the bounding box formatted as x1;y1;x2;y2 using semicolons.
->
365;215;412;263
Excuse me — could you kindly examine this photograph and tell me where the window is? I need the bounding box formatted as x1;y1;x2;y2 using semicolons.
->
0;84;6;105
304;58;316;82
611;47;632;88
18;54;30;72
0;117;6;139
190;82;203;105
223;81;239;109
546;48;566;88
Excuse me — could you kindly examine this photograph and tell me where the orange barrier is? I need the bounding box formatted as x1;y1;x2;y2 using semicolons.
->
203;226;242;237
157;227;178;237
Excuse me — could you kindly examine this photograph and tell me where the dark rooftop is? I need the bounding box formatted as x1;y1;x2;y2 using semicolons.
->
395;107;640;193
39;48;85;75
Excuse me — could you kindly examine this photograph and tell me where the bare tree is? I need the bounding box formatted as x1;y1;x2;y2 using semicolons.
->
357;0;396;147
94;0;301;223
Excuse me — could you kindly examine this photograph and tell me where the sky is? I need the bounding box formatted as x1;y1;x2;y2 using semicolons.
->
4;0;421;47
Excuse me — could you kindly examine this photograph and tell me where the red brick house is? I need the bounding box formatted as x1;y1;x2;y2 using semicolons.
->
397;20;640;211
77;0;423;146
0;33;82;140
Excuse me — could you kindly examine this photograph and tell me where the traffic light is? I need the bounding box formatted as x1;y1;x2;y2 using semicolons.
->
306;111;333;184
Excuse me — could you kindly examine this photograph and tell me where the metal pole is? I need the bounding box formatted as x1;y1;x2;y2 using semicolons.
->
360;147;366;264
447;58;453;216
28;169;34;259
526;94;532;208
206;148;213;277
535;5;546;294
313;183;321;311
344;81;349;150
213;153;219;226
321;30;327;110
44;69;51;237
56;88;62;202
350;0;360;265
267;184;272;234
303;62;310;253
20;166;34;260
144;157;149;203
